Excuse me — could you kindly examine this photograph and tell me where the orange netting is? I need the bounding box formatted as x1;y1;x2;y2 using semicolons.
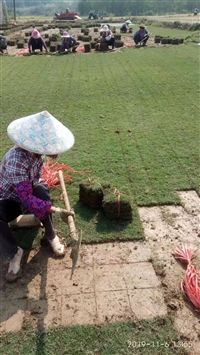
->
41;159;74;188
16;48;29;56
173;245;200;310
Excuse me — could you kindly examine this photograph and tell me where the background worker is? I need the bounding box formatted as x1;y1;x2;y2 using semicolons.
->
97;24;115;50
0;34;7;54
59;31;80;53
0;111;75;281
28;29;48;54
120;20;133;33
133;24;150;46
120;22;129;33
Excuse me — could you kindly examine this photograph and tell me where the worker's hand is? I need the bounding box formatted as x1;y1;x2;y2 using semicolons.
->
38;178;48;187
55;207;75;223
60;209;75;223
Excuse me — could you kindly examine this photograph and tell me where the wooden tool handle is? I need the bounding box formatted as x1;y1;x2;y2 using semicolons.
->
58;170;78;241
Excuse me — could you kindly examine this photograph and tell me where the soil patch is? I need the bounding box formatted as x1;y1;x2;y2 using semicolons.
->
4;26;164;56
0;190;199;354
139;190;200;355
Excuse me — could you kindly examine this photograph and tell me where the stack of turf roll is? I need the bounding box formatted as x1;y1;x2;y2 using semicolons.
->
102;188;133;221
79;179;105;208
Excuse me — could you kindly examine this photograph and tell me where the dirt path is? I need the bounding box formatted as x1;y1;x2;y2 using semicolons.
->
0;190;199;355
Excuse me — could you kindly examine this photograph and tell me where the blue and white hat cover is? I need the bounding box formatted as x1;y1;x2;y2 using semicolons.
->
7;111;75;155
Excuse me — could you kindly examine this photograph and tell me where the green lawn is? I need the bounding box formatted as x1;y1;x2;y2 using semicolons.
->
117;24;193;39
0;319;189;355
0;29;198;355
0;40;199;246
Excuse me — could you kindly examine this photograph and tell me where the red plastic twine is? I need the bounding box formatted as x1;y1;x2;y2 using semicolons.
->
173;245;200;310
41;159;92;189
41;159;74;188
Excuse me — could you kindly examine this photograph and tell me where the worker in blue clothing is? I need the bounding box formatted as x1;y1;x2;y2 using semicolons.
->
59;32;80;53
133;24;150;47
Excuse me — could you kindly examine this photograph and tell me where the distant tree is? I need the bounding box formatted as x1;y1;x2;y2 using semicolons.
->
5;0;199;17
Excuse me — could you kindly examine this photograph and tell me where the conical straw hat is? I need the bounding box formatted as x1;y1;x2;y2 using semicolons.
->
7;111;75;155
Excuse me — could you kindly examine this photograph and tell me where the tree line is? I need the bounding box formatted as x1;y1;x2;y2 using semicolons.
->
5;0;200;16
5;0;73;16
77;0;199;16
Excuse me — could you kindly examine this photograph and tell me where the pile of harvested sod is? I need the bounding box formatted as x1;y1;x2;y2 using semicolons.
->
154;35;184;44
102;190;133;221
79;180;133;221
79;180;104;208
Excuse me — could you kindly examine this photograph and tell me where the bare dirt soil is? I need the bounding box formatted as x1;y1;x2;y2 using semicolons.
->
139;190;200;355
0;190;199;355
4;26;163;57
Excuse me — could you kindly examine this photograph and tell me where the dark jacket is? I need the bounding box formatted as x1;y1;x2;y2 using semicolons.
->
133;29;149;43
28;37;47;51
60;36;77;50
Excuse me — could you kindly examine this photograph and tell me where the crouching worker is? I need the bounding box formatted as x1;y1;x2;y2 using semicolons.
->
97;25;115;50
120;20;132;34
120;23;128;33
0;110;75;281
0;35;7;54
133;24;150;47
28;29;48;54
59;32;80;54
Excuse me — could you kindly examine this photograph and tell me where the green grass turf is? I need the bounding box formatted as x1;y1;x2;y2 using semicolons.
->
120;24;194;39
0;28;196;355
0;40;199;247
0;319;189;355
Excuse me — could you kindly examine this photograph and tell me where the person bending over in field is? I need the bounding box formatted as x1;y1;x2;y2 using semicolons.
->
120;22;129;33
59;32;80;54
0;35;7;54
97;25;115;50
28;29;48;54
133;24;150;47
0;111;75;281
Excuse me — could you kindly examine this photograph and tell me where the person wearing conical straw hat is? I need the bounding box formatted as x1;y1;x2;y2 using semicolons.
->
0;111;75;281
28;29;48;54
59;31;80;54
97;24;115;50
133;23;150;47
120;20;133;34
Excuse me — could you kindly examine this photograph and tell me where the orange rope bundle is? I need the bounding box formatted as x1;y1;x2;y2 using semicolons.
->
173;245;200;310
41;159;74;188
